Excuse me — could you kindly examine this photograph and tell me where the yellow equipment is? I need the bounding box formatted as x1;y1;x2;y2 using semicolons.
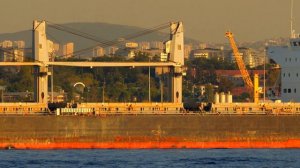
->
225;31;259;103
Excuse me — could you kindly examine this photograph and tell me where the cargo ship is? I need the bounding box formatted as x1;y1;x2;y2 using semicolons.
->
1;20;300;149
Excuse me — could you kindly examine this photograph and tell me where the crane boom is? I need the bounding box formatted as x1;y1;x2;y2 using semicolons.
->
225;31;254;89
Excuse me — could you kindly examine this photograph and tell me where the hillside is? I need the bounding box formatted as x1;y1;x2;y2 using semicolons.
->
0;22;199;52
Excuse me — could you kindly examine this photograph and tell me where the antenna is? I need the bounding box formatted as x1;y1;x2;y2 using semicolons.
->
290;0;295;38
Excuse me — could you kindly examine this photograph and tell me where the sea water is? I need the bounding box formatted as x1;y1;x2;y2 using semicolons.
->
0;149;299;168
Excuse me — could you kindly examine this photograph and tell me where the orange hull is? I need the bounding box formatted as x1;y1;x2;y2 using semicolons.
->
2;140;300;149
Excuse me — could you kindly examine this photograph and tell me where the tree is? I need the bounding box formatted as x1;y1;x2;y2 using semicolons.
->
218;77;234;92
133;52;150;62
235;92;250;102
7;67;34;92
204;84;214;103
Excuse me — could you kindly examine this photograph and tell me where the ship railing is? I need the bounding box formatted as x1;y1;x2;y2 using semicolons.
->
57;102;186;115
57;108;185;115
211;102;300;115
80;102;184;115
0;103;49;115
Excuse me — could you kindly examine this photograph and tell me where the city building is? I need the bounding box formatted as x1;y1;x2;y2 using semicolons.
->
236;48;255;68
229;47;270;68
93;46;106;57
125;42;138;59
1;40;13;48
199;43;207;49
62;42;74;58
48;90;67;103
160;53;168;62
215;70;266;96
141;49;163;57
230;47;267;68
0;49;12;61
47;40;55;60
0;48;24;62
53;43;60;52
125;42;138;49
191;48;226;60
151;41;164;50
13;40;25;48
127;50;135;59
108;46;119;56
47;40;61;60
138;42;150;50
13;49;24;62
253;50;269;67
184;44;193;59
2;91;34;102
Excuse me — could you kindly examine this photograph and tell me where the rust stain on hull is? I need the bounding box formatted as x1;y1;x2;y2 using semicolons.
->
2;115;300;149
2;140;300;149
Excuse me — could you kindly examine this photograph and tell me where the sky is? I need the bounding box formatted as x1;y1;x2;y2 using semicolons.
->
0;0;299;43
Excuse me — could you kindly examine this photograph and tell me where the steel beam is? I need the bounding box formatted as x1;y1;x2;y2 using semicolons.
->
47;62;179;67
0;62;42;66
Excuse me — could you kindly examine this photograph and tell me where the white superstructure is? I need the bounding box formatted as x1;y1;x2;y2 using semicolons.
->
267;0;300;102
267;36;300;102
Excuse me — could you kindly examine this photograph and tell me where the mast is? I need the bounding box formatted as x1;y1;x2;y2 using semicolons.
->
291;0;295;38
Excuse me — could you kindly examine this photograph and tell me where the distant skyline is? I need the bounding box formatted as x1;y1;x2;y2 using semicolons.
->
0;0;299;43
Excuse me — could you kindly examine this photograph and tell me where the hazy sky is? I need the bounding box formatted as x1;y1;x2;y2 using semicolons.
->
0;0;299;42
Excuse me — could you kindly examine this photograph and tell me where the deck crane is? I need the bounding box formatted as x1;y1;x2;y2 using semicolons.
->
225;31;259;103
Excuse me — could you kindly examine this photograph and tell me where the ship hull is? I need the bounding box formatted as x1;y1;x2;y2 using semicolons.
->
1;115;300;149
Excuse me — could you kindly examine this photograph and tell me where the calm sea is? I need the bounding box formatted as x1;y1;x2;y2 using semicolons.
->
0;149;299;168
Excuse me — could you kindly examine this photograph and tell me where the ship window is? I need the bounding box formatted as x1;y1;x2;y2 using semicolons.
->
284;89;287;93
295;89;297;93
283;73;285;77
296;58;298;62
288;73;290;77
297;73;299;77
289;58;292;62
285;58;287;62
288;89;291;93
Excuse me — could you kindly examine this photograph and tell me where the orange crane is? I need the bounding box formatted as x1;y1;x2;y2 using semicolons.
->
225;31;259;103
